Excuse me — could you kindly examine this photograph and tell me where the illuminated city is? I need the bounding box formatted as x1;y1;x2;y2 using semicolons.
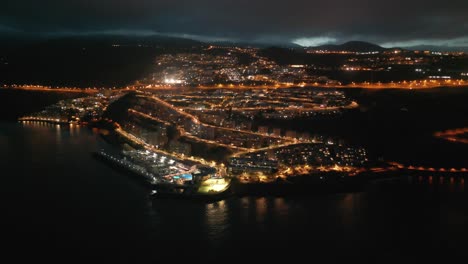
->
7;39;468;205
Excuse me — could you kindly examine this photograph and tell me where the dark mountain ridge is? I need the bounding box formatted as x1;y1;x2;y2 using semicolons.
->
312;41;387;52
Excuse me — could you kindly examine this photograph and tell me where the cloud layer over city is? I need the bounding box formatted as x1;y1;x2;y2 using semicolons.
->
1;0;467;47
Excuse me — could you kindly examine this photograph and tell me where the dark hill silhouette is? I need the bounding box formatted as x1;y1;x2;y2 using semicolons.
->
259;46;349;66
46;35;203;48
0;34;206;88
313;41;386;52
0;33;203;49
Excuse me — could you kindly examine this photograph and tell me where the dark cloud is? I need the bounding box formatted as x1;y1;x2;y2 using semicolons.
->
0;0;467;47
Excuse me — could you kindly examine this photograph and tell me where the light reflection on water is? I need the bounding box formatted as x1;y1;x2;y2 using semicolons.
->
2;121;467;260
409;174;465;193
205;200;230;241
2;122;161;254
273;197;289;217
255;197;267;223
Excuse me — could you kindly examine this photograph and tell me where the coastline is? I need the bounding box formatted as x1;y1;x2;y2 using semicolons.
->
92;147;381;202
93;125;468;202
3;87;466;203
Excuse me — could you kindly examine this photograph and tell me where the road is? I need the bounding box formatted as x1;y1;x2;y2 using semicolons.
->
434;128;468;144
2;85;98;93
137;80;468;91
387;162;467;174
4;79;467;93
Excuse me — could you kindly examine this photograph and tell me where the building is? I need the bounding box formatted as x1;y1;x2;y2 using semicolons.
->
228;157;278;174
168;140;192;156
184;119;202;135
285;130;297;139
272;128;282;137
258;126;269;135
201;126;216;140
235;121;252;131
300;132;310;141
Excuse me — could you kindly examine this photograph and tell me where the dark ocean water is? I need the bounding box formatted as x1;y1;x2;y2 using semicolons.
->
1;121;467;262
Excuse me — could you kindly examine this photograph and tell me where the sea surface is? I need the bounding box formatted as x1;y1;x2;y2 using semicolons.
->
1;121;466;262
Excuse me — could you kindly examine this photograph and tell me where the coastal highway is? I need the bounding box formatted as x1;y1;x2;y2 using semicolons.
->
2;85;98;93
138;79;468;91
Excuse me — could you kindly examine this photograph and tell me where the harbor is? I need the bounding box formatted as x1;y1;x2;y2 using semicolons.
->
93;149;232;201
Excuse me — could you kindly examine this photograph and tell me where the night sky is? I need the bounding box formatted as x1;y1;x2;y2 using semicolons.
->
1;0;467;48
